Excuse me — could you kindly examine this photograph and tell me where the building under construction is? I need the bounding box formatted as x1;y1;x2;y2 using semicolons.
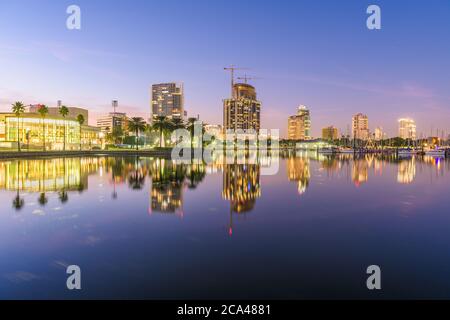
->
223;81;261;133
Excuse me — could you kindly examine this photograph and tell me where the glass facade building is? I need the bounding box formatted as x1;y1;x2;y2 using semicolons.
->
0;113;101;150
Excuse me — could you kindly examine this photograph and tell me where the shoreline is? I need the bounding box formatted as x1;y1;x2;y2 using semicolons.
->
0;149;174;159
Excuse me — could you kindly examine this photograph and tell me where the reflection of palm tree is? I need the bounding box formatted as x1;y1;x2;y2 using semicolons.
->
13;191;25;210
59;158;69;203
12;160;24;210
128;158;146;190
38;193;48;206
187;163;206;189
128;170;146;190
59;190;69;203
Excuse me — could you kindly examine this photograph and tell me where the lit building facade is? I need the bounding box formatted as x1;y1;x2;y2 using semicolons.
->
152;82;184;120
352;113;369;140
398;118;416;140
223;83;261;133
0;113;101;150
288;105;311;140
0;158;100;192
222;163;261;213
374;127;384;141
96;112;128;134
322;126;338;141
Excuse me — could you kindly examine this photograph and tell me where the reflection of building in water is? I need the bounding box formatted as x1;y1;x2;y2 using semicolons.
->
0;158;99;192
222;163;261;213
149;159;185;216
352;159;369;186
398;158;416;184
287;157;310;195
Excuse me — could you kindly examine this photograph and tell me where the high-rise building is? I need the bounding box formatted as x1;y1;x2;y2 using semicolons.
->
151;83;184;120
322;126;338;141
223;83;261;132
374;127;384;140
288;105;311;140
352;113;369;140
398;118;416;140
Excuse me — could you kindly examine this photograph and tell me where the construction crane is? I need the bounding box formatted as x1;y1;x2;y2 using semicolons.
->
224;65;249;98
236;74;261;84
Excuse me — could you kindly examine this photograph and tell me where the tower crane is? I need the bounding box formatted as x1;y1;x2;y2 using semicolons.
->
224;65;249;98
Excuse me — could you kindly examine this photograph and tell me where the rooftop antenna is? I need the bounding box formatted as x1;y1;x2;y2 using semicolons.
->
224;65;249;98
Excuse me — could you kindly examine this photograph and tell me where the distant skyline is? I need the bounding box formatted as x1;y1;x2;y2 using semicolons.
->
1;0;449;137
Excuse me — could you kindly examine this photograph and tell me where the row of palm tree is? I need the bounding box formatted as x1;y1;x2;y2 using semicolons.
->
11;102;86;152
11;101;201;152
126;115;200;150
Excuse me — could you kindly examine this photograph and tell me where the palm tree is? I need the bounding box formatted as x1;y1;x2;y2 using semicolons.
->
76;114;85;150
186;117;198;149
12;102;25;152
171;118;185;145
127;117;147;150
37;105;49;151
59;105;69;151
151;116;173;148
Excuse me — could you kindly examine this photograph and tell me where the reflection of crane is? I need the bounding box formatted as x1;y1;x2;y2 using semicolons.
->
224;65;249;98
236;75;261;84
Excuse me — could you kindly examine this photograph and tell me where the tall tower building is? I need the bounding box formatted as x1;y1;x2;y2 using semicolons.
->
223;83;261;132
398;118;416;140
151;82;184;120
352;113;369;140
288;105;311;140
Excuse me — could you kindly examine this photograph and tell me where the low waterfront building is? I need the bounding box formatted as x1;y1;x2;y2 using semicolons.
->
0;112;101;150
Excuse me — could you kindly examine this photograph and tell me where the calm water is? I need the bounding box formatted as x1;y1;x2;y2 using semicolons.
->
1;152;450;299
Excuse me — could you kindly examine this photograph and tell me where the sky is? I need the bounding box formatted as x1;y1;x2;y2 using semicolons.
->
0;0;449;138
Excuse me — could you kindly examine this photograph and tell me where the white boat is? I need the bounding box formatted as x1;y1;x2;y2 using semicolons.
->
339;148;355;154
398;148;420;155
425;148;446;157
318;147;340;154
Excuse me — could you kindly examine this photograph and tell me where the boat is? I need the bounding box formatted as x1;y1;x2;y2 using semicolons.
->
339;148;355;154
318;147;340;154
398;148;420;156
425;148;446;157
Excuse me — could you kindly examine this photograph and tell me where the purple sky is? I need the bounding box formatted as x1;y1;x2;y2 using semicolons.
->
0;0;449;138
